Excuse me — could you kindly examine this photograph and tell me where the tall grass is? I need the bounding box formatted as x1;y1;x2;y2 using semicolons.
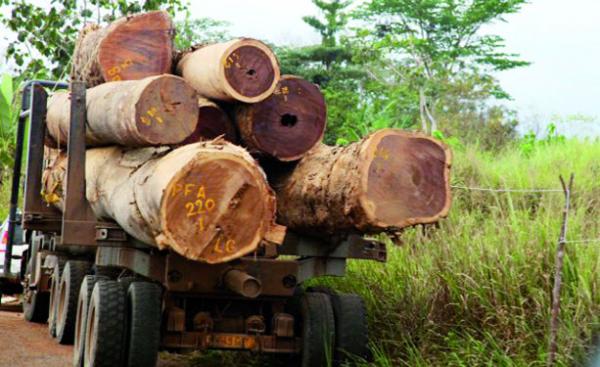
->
315;139;600;366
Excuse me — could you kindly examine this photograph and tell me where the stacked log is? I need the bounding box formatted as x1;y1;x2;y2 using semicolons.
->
270;129;452;234
46;75;198;146
43;141;277;264
235;75;326;161
71;11;174;87
176;38;280;103
43;10;453;264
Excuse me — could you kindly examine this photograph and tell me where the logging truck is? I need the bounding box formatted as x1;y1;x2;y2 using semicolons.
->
0;11;452;367
0;79;392;367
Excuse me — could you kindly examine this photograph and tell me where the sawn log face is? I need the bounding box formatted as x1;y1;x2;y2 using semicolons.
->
71;11;174;87
42;141;277;264
271;129;452;234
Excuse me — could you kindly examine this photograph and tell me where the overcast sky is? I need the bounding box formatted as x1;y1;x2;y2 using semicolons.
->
1;0;599;135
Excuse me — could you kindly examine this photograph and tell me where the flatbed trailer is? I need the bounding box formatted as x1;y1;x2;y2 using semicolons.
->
0;81;386;366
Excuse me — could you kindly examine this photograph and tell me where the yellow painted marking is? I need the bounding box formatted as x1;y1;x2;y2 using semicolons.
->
140;116;151;126
374;148;390;160
107;58;133;81
197;216;205;232
196;186;206;199
170;183;183;197
184;184;195;196
213;236;236;254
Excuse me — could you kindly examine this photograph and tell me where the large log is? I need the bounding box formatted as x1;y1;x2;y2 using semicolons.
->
42;141;278;264
46;75;198;147
176;38;280;103
235;75;326;161
179;98;238;145
271;129;452;234
71;11;174;87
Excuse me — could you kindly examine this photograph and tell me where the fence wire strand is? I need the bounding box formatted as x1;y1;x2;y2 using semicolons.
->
450;184;599;246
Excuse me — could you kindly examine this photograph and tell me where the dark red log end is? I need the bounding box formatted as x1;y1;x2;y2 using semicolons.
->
224;45;276;99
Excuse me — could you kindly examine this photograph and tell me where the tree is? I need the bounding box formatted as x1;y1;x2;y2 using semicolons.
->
174;15;230;50
357;0;529;134
0;0;186;79
278;0;358;86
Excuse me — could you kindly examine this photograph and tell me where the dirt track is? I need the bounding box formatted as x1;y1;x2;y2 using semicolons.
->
0;304;187;367
0;309;72;367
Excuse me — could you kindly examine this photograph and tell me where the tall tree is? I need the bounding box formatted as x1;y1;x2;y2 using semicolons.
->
357;0;529;134
0;0;186;78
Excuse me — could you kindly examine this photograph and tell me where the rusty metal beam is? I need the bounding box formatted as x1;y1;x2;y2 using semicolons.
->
60;82;97;246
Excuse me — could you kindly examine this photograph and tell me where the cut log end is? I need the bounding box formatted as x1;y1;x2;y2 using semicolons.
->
135;75;198;145
161;153;273;263
237;75;326;161
222;40;280;103
180;99;237;145
98;11;173;83
359;130;452;229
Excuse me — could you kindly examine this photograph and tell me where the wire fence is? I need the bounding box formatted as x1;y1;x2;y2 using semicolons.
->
449;183;599;246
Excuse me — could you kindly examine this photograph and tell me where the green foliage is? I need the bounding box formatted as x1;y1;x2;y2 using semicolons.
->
0;73;18;181
174;16;230;50
520;123;567;156
0;0;186;79
355;0;530;134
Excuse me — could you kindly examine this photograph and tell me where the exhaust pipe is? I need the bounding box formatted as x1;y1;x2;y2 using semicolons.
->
224;269;262;298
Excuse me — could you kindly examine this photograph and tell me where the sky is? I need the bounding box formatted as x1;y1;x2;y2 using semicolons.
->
1;0;600;136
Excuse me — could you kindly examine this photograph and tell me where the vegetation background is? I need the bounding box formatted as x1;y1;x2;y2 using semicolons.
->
0;0;598;366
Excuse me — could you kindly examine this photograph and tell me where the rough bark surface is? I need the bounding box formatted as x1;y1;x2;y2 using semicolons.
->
179;98;238;145
271;129;452;234
235;75;326;161
71;11;174;87
42;141;278;264
46;75;198;147
176;38;280;103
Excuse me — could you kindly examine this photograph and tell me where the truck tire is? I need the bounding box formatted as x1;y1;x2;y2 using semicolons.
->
73;275;108;367
56;261;92;345
23;242;49;323
300;292;335;367
23;290;50;323
124;282;162;367
330;293;369;365
48;259;65;337
84;280;126;367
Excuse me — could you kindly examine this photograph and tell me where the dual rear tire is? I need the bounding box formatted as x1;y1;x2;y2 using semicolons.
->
78;279;162;367
299;290;369;367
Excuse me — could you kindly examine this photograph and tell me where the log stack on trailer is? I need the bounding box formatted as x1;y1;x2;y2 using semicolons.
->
10;10;452;367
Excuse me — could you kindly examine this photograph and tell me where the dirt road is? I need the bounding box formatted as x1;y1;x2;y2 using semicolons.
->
0;309;72;367
0;306;188;367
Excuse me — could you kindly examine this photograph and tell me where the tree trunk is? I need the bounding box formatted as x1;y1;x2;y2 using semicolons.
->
270;129;452;234
176;38;280;103
42;140;279;264
46;75;198;147
71;11;174;87
235;75;326;161
179;98;238;145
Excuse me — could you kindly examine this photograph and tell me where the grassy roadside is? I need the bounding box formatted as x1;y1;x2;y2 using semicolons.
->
315;139;600;366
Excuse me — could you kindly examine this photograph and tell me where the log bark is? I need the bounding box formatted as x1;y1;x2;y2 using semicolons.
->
235;75;326;161
46;75;198;147
42;140;278;264
71;11;174;87
176;38;280;103
179;98;238;145
271;129;452;234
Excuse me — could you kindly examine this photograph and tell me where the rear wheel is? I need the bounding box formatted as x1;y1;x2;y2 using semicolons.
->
56;261;92;344
23;243;49;323
73;275;108;367
124;282;162;367
330;293;369;365
48;259;65;337
84;280;126;367
300;292;335;367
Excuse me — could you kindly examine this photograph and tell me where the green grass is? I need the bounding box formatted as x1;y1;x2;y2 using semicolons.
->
313;139;600;366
